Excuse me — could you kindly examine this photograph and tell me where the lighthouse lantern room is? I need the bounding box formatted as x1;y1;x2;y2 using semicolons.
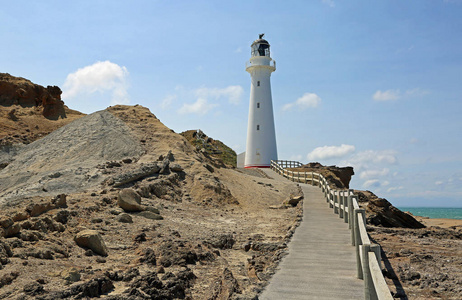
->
244;34;278;168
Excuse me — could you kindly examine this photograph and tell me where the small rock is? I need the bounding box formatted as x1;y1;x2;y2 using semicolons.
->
286;195;303;207
134;232;146;242
96;257;106;263
136;211;163;220
61;267;81;282
23;282;44;296
145;206;160;214
118;214;133;223
170;164;183;172
54;210;70;224
110;209;121;215
74;230;108;256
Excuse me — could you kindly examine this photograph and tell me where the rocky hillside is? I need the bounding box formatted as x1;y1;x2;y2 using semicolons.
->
0;104;302;299
180;130;237;168
0;73;84;147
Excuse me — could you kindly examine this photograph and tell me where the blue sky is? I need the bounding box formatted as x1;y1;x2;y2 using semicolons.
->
1;0;462;207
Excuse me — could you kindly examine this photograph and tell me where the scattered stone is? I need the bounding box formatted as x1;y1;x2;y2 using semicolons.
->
12;212;29;222
74;230;108;256
0;271;18;288
96;257;106;263
145;206;160;214
134;232;146;242
211;267;241;299
140;248;157;265
207;234;235;249
170;164;183;172
23;281;45;296
286;195;303;207
53;210;70;225
61;267;81;282
26;194;67;217
117;213;133;223
204;164;214;173
136;211;163;220
118;188;143;212
159;158;170;174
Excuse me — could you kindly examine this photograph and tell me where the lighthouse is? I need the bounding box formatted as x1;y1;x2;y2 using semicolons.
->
244;34;278;168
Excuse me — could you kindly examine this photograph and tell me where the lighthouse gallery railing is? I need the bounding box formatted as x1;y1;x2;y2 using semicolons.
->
271;160;393;300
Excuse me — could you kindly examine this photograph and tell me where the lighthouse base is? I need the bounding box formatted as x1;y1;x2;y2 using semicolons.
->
244;165;271;169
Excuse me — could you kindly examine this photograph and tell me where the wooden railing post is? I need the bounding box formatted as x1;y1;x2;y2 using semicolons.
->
361;244;373;300
343;190;349;224
355;209;365;279
333;190;339;214
370;244;382;268
339;190;344;219
311;172;314;186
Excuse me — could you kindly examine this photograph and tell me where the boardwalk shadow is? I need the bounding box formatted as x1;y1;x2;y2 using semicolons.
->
369;235;408;299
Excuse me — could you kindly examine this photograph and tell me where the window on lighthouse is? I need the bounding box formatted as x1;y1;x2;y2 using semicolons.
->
257;103;260;108
257;81;260;86
257;125;260;130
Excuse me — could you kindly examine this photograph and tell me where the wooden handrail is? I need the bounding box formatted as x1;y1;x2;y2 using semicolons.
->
270;160;393;300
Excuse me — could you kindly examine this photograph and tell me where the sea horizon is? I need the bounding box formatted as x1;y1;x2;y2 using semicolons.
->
398;207;462;220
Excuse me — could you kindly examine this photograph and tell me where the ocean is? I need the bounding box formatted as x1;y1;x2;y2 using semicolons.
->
398;207;462;220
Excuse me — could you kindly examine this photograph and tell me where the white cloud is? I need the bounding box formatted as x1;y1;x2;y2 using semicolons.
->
363;179;380;189
307;144;355;161
387;186;404;193
435;181;444;186
373;88;429;102
178;98;217;115
359;168;390;180
346;150;398;167
373;89;400;101
195;85;244;105
160;95;177;109
322;0;335;7
62;61;129;105
283;93;321;111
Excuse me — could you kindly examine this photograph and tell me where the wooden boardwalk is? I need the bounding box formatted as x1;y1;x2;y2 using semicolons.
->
259;169;364;299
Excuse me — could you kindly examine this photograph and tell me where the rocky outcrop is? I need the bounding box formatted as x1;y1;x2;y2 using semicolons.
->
0;73;66;119
290;162;354;188
366;197;425;228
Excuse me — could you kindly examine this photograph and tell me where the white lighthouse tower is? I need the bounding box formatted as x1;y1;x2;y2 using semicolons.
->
244;34;278;168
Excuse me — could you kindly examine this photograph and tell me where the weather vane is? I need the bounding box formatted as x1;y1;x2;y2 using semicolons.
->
259;33;265;39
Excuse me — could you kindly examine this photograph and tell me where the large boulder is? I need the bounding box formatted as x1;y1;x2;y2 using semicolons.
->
74;230;108;256
118;188;143;212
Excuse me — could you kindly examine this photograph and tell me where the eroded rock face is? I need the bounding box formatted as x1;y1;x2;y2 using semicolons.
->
0;73;66;120
366;197;425;228
354;190;425;229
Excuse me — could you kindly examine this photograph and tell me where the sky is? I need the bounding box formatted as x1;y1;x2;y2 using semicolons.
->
1;0;462;207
